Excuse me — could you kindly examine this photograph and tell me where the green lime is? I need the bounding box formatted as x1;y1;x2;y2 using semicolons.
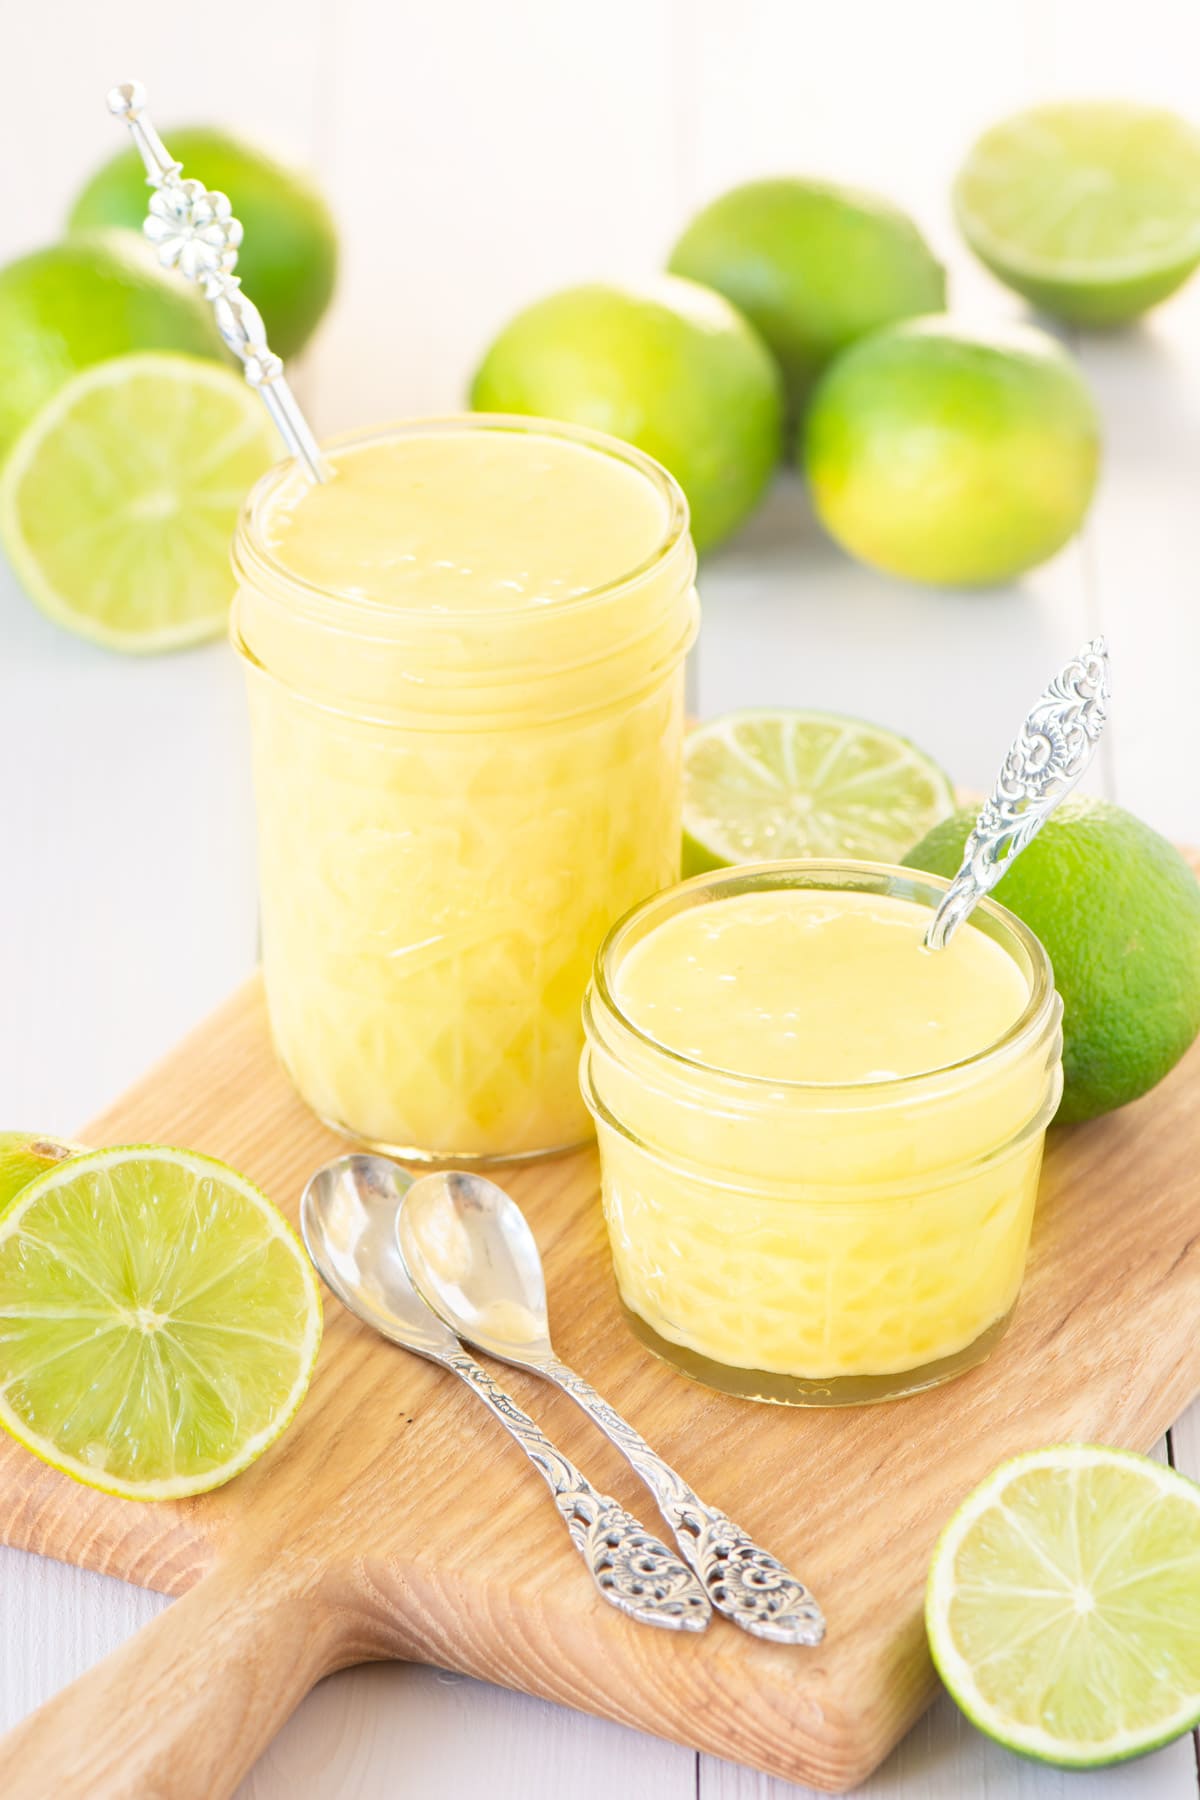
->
0;1134;81;1217
927;1444;1200;1766
0;1144;322;1500
905;797;1200;1121
0;232;225;464
803;318;1100;587
681;709;955;876
668;177;945;413
955;102;1200;326
0;351;279;652
469;277;783;553
70;129;338;359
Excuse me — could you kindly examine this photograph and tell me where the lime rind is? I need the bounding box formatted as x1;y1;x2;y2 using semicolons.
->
0;352;279;654
926;1443;1200;1767
0;1144;322;1501
682;708;956;873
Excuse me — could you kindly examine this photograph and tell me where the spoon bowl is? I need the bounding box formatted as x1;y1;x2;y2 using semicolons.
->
300;1153;458;1357
399;1170;554;1362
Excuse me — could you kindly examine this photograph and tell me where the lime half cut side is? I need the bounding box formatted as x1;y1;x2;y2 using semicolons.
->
0;351;279;652
927;1445;1200;1767
682;709;955;874
954;102;1200;325
0;1145;322;1500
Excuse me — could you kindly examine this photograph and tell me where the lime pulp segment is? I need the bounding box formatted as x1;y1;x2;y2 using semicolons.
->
927;1445;1200;1767
0;352;279;652
682;709;955;872
0;1145;321;1499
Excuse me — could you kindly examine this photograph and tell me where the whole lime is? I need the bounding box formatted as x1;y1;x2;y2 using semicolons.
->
469;277;784;552
904;798;1200;1122
803;318;1100;586
0;1133;81;1216
69;128;338;360
954;102;1200;326
0;232;225;462
668;177;945;412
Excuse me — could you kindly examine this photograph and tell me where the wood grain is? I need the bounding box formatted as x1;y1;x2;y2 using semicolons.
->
0;968;1197;1796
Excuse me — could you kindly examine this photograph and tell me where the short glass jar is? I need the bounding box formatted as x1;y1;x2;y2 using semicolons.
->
581;861;1064;1404
232;416;698;1162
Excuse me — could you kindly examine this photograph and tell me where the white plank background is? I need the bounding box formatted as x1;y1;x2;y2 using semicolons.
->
1;0;1199;1793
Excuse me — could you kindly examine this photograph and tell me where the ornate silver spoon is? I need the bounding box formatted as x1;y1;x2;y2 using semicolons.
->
924;637;1111;950
301;1154;710;1632
396;1170;825;1647
107;80;329;484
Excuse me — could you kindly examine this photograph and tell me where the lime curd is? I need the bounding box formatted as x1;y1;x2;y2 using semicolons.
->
582;862;1064;1404
232;416;698;1160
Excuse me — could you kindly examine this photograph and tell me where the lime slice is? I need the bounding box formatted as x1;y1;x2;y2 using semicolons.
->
0;1145;322;1499
682;709;955;875
0;351;279;652
954;102;1200;325
927;1445;1200;1767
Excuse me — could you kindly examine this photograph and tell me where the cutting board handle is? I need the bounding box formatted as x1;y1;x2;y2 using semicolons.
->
0;1547;351;1799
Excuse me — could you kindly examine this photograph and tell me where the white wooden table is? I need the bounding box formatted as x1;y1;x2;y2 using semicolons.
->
2;1;1199;1793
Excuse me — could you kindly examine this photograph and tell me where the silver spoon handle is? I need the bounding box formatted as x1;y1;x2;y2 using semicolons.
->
542;1357;823;1645
106;80;330;485
441;1349;710;1632
925;637;1110;949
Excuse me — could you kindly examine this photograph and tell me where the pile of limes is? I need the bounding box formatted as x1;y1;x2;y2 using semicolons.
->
0;130;337;651
472;100;1200;581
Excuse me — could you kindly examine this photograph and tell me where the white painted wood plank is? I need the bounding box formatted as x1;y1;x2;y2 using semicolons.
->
700;1689;1197;1798
1070;282;1200;843
0;564;259;1129
0;1550;167;1733
238;1664;697;1799
306;0;683;430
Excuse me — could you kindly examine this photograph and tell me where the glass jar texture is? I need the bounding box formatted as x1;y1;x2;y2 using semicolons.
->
233;416;698;1161
581;861;1064;1404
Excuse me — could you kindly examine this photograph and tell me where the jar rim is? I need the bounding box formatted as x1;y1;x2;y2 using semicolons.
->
233;412;693;626
588;858;1059;1096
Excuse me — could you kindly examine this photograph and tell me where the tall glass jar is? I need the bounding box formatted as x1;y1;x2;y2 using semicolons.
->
582;862;1063;1404
232;416;698;1161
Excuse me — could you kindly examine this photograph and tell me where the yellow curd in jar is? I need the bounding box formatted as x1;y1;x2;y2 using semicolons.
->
232;417;697;1160
582;863;1063;1404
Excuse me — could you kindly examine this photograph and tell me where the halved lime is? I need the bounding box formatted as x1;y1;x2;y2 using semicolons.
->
954;102;1200;325
927;1445;1200;1767
0;351;279;652
682;709;955;875
0;1145;322;1499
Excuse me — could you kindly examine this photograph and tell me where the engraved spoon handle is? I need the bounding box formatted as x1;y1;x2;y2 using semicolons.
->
925;637;1111;949
440;1349;710;1632
542;1357;823;1644
106;80;330;485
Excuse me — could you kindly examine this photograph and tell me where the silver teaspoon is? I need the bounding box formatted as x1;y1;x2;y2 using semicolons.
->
396;1171;825;1647
925;637;1110;949
301;1155;711;1633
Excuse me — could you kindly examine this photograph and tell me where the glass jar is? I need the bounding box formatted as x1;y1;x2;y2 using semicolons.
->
232;416;698;1161
581;861;1063;1405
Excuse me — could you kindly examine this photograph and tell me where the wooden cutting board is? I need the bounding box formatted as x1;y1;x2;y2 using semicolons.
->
0;972;1198;1798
